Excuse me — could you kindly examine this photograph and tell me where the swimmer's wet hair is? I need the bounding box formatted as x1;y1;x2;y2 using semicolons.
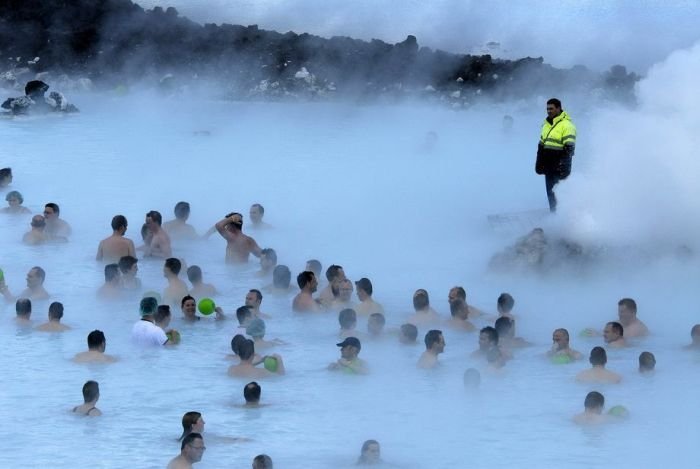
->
480;326;499;345
174;201;190;219
400;323;418;341
231;334;247;354
251;203;264;214
49;301;63;320
82;380;99;403
306;259;321;276
424;330;443;349
165;258;181;275
252;454;273;469
111;215;127;231
297;271;315;289
180;432;202;450
118;255;137;273
244;382;261;403
494;317;513;337
450;286;466;301
497;293;514;313
236;306;252;325
618;298;637;312
155;305;171;323
325;265;344;281
238;339;255;360
369;313;386;327
87;330;105;349
140;297;158;316
16;298;31;316
273;265;291;288
146;210;162;225
339;308;357;329
584;391;604;409
589;347;607;366
179;412;202;441
186;265;202;283
607;321;624;337
104;264;120;282
639;351;656;371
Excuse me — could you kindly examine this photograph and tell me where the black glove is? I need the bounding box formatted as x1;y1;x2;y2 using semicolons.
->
535;143;545;175
558;155;572;179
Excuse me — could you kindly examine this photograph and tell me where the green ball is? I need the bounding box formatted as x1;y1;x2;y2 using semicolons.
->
0;268;4;282
263;356;278;372
166;330;181;344
198;298;216;315
608;405;629;417
551;354;572;365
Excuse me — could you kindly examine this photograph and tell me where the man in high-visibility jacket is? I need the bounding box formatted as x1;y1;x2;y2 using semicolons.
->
535;98;576;212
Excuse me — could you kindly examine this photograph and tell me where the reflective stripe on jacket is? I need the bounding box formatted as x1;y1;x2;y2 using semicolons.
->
539;111;576;151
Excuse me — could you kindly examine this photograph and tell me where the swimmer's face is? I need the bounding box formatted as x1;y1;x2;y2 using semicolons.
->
478;332;492;350
43;206;56;219
245;292;260;308
435;334;446;353
603;324;619;343
363;443;381;463
340;345;357;359
182;299;196;317
145;216;157;230
448;288;462;305
338;280;353;301
552;331;568;349
7;196;20;207
193;416;205;433
26;268;42;287
261;254;276;270
249;206;262;223
617;305;634;325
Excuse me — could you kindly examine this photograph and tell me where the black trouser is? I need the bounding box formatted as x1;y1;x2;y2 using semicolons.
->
545;173;560;212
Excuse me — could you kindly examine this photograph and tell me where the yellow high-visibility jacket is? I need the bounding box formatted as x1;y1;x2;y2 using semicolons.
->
535;111;576;174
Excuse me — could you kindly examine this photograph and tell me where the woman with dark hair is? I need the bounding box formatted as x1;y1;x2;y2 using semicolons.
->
178;411;205;441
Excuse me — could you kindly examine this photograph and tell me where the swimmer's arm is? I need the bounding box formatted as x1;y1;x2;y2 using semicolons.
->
202;225;217;239
249;238;262;258
214;306;226;320
214;218;235;240
270;354;285;375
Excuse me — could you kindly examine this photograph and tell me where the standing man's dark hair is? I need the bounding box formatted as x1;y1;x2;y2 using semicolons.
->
535;97;577;212
111;215;127;231
297;271;315;289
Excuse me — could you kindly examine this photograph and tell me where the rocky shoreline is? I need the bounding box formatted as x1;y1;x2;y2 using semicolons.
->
0;0;638;105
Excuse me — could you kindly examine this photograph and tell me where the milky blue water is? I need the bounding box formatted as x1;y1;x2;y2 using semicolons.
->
0;93;698;468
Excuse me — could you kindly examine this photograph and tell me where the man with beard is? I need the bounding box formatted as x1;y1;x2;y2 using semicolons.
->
214;212;262;264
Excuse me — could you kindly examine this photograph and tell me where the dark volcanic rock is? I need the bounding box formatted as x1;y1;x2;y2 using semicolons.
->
0;0;639;103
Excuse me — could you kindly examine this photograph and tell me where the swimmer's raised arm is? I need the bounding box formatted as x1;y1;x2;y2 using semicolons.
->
215;216;235;240
202;225;217;239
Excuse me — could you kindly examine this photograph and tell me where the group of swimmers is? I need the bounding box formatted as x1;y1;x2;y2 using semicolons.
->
3;170;700;467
